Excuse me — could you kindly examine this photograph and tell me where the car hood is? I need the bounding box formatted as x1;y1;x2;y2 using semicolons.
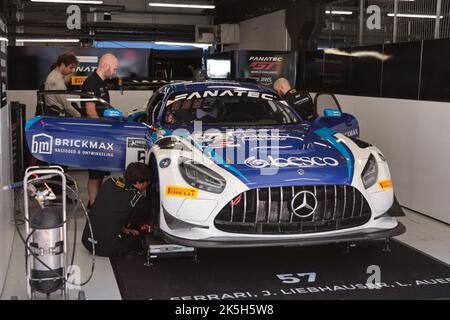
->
182;125;354;188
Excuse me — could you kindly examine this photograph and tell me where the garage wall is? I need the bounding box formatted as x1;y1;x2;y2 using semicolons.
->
0;105;14;297
226;10;291;51
336;94;450;224
0;13;14;296
7;90;154;121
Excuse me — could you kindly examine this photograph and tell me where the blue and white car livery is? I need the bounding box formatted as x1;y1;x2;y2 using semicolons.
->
26;81;405;247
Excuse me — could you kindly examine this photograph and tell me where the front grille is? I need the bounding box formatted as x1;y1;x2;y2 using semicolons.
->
214;185;371;235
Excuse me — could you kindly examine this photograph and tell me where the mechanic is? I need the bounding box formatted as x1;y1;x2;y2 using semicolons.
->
273;77;315;121
44;52;81;117
81;162;151;257
81;53;119;207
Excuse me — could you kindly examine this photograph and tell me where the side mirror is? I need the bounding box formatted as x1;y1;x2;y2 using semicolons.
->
103;108;123;120
323;108;342;117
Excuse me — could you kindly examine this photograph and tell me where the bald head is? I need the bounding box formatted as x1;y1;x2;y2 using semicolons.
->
273;77;292;96
97;53;119;80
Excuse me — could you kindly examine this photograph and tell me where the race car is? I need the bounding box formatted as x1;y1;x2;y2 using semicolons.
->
25;81;405;248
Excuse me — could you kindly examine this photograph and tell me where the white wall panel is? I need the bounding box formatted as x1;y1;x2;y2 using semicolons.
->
228;10;291;52
336;94;450;224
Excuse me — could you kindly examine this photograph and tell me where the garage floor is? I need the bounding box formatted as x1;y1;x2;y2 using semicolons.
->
1;171;449;300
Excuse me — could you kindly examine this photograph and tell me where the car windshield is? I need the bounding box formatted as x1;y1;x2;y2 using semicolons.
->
163;90;300;126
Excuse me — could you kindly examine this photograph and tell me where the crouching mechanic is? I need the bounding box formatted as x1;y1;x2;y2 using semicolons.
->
82;162;151;257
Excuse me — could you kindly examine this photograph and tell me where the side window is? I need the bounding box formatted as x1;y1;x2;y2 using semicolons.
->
147;92;164;124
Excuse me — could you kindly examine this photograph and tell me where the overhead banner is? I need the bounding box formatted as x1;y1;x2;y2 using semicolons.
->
235;50;297;88
0;14;7;109
7;47;149;90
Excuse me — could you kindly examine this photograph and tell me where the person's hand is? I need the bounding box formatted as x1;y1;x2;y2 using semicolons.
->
121;226;140;236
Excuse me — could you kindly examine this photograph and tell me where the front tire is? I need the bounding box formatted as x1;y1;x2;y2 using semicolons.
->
149;156;161;233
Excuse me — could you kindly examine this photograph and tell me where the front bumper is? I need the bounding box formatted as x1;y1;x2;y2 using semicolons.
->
162;222;406;248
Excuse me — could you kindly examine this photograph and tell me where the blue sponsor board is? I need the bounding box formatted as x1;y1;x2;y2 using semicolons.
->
26;117;149;172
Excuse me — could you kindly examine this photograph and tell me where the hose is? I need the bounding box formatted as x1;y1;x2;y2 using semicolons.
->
14;174;96;290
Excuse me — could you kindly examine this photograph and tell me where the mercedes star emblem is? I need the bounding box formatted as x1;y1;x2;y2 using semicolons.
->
290;191;318;218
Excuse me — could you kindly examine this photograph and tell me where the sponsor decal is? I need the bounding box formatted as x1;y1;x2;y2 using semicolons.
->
344;129;359;137
31;134;115;158
71;76;87;86
127;138;147;149
248;56;284;83
378;179;393;190
169;90;277;104
294;97;311;106
235;133;303;143
76;66;97;73
126;137;147;166
193;133;239;149
249;56;283;62
159;158;171;168
249;56;283;72
165;186;198;199
76;56;99;64
32;133;53;155
245;156;340;169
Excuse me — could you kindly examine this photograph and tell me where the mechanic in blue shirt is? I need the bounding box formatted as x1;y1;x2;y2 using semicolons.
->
82;162;151;257
273;77;315;121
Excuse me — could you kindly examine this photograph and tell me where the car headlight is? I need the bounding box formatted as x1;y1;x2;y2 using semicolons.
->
179;157;226;194
361;154;378;189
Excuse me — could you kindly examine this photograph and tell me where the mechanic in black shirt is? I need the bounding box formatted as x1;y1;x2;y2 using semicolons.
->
81;53;119;207
82;162;151;257
273;77;315;121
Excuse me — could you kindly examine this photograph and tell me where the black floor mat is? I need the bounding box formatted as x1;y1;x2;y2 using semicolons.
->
110;240;450;300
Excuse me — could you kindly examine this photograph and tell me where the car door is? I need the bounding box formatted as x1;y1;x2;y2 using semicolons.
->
26;91;150;172
312;92;360;138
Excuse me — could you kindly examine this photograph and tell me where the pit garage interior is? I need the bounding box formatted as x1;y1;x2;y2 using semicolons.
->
0;0;450;301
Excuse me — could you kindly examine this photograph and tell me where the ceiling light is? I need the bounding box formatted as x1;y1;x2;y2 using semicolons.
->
30;0;104;4
387;13;443;19
149;2;215;9
0;37;8;42
155;41;212;48
16;39;81;43
325;10;353;15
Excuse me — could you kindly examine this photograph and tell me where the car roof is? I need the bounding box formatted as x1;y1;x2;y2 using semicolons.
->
164;81;278;95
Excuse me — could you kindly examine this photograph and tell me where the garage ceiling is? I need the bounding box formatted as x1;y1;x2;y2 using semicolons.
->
4;0;216;42
1;0;337;43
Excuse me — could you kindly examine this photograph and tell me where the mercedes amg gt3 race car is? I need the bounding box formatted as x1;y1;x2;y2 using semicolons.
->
26;81;405;248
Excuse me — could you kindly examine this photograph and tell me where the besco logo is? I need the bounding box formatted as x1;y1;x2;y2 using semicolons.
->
31;134;53;155
245;156;340;169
